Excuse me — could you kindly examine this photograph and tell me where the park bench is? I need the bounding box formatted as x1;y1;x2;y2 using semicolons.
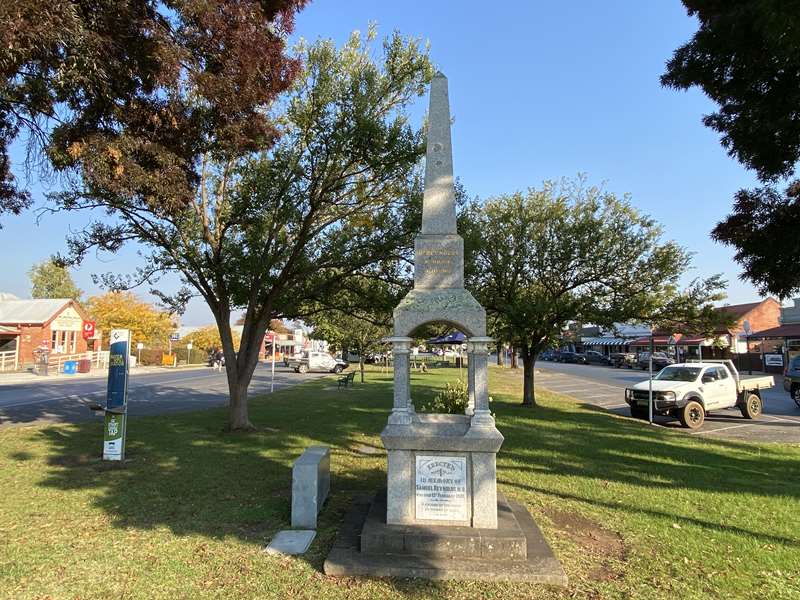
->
337;371;356;389
292;446;330;529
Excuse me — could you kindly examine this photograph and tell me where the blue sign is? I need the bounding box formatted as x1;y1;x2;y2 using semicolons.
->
63;361;78;375
106;329;130;411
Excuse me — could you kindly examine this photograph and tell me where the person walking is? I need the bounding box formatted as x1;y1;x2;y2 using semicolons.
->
214;349;224;372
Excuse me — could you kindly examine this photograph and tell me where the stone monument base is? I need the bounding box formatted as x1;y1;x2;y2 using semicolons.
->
323;491;567;584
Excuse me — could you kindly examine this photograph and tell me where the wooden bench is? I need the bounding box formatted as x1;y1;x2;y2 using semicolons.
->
337;371;356;389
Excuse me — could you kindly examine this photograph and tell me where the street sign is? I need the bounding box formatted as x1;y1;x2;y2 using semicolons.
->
82;320;96;340
169;332;180;341
743;320;753;336
104;329;130;461
186;342;193;350
137;342;144;350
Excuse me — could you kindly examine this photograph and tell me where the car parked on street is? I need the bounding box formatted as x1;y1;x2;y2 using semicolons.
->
562;352;588;364
539;350;557;361
584;351;611;365
609;352;637;369
289;350;348;374
784;355;800;408
625;360;774;429
636;351;675;371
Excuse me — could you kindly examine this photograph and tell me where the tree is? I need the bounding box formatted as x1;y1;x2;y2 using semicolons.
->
56;31;433;430
465;179;728;407
181;325;240;354
86;291;174;348
661;1;800;298
0;0;307;228
308;310;390;383
28;259;82;300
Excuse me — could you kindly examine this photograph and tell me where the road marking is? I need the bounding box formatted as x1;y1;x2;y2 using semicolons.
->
690;423;757;435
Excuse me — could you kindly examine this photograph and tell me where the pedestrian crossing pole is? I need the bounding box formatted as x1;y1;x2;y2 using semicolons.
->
103;329;130;461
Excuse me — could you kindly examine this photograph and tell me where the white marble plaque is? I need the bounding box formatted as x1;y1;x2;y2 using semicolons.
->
415;455;467;521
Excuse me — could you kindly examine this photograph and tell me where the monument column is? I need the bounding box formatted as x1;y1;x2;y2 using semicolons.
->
387;336;413;425
465;341;476;416
468;337;494;428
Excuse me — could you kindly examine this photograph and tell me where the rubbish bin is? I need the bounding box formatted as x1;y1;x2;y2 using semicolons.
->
63;360;78;375
78;359;92;373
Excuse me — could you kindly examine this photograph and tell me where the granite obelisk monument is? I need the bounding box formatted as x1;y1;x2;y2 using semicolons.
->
324;73;567;584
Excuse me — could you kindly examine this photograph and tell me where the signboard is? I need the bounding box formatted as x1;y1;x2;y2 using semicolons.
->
137;342;144;350
82;320;96;340
106;329;130;411
169;333;180;342
764;354;784;367
51;306;83;331
103;412;127;461
104;328;130;461
415;455;467;521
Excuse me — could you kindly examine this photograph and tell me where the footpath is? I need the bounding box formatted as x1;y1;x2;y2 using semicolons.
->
0;364;209;387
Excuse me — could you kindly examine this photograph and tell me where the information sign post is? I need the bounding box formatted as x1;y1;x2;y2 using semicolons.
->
103;329;131;461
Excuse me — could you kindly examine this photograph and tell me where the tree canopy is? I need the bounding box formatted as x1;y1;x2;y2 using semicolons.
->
28;259;82;300
180;325;240;354
86;291;174;348
465;179;728;406
0;0;307;227
662;1;800;298
54;30;433;430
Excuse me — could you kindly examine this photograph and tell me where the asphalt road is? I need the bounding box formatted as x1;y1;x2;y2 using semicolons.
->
0;363;327;428
535;360;800;443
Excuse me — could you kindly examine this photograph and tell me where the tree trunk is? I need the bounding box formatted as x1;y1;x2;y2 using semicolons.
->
510;347;518;369
521;348;537;407
228;378;252;430
216;307;267;431
496;341;502;366
359;357;365;382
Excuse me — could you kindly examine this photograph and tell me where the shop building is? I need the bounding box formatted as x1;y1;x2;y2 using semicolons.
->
0;296;93;371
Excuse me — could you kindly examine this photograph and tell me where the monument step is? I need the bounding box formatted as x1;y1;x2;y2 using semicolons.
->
359;491;526;560
324;494;568;585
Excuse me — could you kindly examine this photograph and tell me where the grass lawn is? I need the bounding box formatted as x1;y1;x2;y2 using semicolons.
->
1;366;798;599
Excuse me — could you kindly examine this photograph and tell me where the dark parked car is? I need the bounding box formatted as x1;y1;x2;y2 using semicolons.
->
584;350;611;365
561;352;588;364
609;352;637;369
636;351;675;371
539;350;557;361
784;355;800;408
556;351;574;363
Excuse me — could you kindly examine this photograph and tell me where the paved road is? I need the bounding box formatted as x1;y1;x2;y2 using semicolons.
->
535;361;800;443
0;363;327;428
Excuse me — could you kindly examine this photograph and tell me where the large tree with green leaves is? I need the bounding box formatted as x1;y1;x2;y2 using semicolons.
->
661;1;800;298
54;31;433;430
465;179;728;407
28;259;82;300
1;0;308;229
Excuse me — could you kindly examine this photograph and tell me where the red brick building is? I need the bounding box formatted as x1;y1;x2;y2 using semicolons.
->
0;297;93;371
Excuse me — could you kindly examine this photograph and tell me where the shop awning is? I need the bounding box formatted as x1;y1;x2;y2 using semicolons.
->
427;332;467;345
629;336;673;346
581;337;628;346
0;325;20;335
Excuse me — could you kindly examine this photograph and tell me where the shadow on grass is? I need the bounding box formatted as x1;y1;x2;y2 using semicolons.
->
22;368;800;593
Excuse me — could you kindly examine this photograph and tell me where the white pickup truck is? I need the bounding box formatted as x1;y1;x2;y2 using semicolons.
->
624;360;773;429
289;350;348;374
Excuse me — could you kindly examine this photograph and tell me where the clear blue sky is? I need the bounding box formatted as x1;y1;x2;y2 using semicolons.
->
2;1;770;325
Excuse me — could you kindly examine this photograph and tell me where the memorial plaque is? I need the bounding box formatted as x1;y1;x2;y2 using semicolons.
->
415;455;467;521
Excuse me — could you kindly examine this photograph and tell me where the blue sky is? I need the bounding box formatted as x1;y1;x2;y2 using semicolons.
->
2;1;770;325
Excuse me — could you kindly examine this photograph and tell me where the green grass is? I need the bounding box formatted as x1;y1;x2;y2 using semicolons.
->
0;366;798;599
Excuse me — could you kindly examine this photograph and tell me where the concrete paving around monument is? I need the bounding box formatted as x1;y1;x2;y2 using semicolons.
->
265;530;316;556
